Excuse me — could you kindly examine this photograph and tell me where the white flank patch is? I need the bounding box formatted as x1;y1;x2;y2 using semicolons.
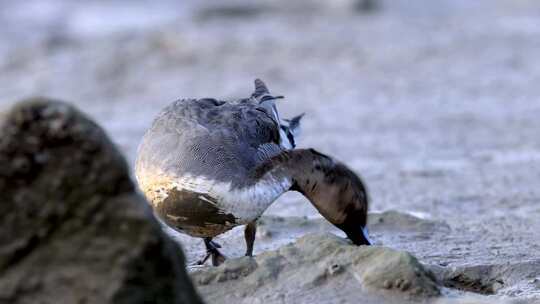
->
279;127;293;149
261;100;293;150
158;173;292;224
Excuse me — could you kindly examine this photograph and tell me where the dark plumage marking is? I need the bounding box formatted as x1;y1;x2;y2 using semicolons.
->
155;188;236;237
232;121;240;132
255;107;270;116
340;183;349;194
232;111;242;120
325;173;337;184
308;148;331;160
253;79;269;98
294;151;302;161
198;98;225;108
287;131;296;148
207;109;220;119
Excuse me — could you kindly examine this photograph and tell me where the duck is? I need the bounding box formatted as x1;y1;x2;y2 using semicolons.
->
135;79;371;266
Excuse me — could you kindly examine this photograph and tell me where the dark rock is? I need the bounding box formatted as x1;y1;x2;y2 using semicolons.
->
197;4;268;22
0;98;204;304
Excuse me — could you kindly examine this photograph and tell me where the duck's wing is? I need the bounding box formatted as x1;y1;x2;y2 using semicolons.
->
136;98;285;185
191;98;285;167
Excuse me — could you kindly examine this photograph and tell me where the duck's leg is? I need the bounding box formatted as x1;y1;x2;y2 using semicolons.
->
194;238;226;266
206;238;226;266
244;221;257;257
193;238;212;265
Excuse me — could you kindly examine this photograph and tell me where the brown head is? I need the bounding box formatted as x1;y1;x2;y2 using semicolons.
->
256;148;371;245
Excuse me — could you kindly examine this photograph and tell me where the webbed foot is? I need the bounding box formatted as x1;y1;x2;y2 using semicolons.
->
195;238;227;266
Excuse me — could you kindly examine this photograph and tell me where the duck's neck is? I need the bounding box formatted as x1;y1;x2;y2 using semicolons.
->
254;149;369;235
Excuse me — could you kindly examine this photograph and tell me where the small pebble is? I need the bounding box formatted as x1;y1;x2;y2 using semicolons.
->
216;273;228;282
400;280;411;291
259;229;273;238
328;264;342;275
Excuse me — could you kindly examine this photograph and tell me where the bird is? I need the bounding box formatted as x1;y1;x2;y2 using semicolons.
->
135;79;371;266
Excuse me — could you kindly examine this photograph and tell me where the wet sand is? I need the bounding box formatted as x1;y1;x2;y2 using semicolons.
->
1;0;540;302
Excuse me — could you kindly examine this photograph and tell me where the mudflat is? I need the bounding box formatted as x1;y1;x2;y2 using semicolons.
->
1;0;539;302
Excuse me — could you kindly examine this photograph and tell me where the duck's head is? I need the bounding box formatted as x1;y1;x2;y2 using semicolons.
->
258;149;372;245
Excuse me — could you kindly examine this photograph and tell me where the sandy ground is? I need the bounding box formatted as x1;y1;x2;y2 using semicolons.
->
1;0;540;302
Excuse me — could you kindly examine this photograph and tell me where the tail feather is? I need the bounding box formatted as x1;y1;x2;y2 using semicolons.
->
251;79;301;150
253;79;270;98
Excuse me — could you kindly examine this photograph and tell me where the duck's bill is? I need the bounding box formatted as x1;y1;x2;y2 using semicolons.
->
361;226;373;245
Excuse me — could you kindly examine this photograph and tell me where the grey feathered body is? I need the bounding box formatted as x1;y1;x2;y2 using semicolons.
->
137;98;284;185
135;97;292;237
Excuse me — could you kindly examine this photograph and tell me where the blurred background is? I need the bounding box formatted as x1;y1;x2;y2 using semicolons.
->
2;0;540;295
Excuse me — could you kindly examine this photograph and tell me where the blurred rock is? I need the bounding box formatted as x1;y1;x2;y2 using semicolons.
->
354;0;379;13
192;233;440;303
0;98;203;304
368;210;450;233
195;0;376;21
196;4;268;22
429;259;540;298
